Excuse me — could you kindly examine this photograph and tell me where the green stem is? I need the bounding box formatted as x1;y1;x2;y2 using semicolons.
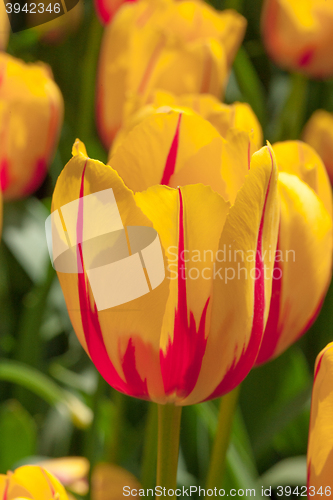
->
141;403;158;490
156;404;182;499
15;262;55;368
205;386;241;493
107;389;126;464
233;47;266;127
83;372;106;500
224;0;243;12
77;11;103;141
273;72;308;142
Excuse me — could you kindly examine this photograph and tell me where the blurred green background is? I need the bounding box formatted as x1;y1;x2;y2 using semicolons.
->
1;0;333;498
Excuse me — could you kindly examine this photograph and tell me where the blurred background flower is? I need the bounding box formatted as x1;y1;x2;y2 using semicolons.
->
303;110;333;185
0;465;69;500
95;0;137;25
261;0;333;78
0;53;64;200
96;0;246;148
307;342;333;496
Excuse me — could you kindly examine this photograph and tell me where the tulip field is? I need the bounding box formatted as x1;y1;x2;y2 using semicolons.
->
1;0;333;498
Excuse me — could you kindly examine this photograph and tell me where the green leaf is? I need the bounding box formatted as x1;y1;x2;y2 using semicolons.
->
3;198;50;284
0;360;92;428
260;456;307;488
0;400;37;473
232;46;266;126
240;347;311;461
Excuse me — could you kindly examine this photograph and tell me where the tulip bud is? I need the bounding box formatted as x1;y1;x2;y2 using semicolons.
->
256;141;332;365
303;110;333;184
95;0;137;25
307;343;333;495
96;0;246;148
49;111;279;405
0;465;69;500
0;53;64;200
261;0;333;78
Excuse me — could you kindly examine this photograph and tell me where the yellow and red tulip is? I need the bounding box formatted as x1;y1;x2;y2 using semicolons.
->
95;0;137;25
111;90;263;156
303;110;333;185
37;457;89;496
36;457;141;499
261;0;333;78
307;343;333;497
0;53;64;200
256;141;332;365
96;0;246;148
0;465;69;500
51;111;279;405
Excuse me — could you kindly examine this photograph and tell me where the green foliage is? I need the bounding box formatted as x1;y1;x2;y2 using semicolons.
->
0;0;332;497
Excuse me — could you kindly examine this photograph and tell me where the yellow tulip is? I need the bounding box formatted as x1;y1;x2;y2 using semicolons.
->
0;465;69;500
256;141;332;365
96;0;246;148
261;0;333;78
303;110;333;185
36;457;141;499
37;457;89;496
50;111;279;405
111;90;263;156
0;53;64;200
307;343;333;497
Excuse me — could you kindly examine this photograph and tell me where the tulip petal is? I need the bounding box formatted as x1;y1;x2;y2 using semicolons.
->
308;343;333;494
135;183;230;402
52;142;171;401
272;141;332;216
257;172;332;363
181;145;279;404
0;54;64;200
109;111;225;195
4;466;68;500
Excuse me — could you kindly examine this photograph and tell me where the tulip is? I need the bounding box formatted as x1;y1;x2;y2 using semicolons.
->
0;465;69;500
307;342;333;497
0;53;64;200
27;2;83;44
261;0;333;78
111;91;263;156
36;457;141;499
95;0;137;25
96;0;246;148
38;457;89;496
256;141;332;365
303;110;333;184
49;110;279;405
0;1;9;50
